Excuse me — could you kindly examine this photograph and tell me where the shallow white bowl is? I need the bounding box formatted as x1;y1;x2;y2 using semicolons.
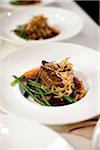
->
0;6;83;45
0;43;99;125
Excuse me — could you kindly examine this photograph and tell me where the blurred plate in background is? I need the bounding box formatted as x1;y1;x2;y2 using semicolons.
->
0;6;83;45
0;0;55;9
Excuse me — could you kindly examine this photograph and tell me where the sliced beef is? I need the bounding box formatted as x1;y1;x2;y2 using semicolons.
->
39;67;62;86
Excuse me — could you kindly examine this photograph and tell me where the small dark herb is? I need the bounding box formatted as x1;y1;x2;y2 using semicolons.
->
10;0;22;5
14;29;28;40
10;0;40;6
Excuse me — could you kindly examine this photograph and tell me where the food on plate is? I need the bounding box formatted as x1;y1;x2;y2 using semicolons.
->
13;15;60;40
11;58;86;106
10;0;41;5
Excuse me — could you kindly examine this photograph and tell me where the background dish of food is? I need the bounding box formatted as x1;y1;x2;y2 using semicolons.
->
13;15;60;40
0;0;54;9
0;6;83;45
0;43;99;125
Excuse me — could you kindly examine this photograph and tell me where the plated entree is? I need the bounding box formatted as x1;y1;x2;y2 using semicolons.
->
10;0;41;5
13;15;60;40
11;58;86;106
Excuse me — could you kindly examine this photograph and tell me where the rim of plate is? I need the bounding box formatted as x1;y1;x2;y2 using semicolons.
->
0;114;74;150
0;43;99;125
0;6;83;45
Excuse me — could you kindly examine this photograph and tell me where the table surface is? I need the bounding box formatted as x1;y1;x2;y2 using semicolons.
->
0;1;99;150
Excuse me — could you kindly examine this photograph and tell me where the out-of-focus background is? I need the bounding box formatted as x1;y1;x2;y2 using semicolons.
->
75;0;99;25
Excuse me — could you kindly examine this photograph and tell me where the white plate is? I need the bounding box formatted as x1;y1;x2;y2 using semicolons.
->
0;114;73;150
0;43;99;125
0;0;54;9
0;6;83;45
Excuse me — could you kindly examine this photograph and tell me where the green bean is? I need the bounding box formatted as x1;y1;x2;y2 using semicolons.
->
11;75;24;86
45;89;57;95
38;89;51;106
27;80;51;105
10;1;22;5
63;95;76;103
28;79;48;93
27;86;40;95
13;75;46;106
28;79;58;95
28;79;41;86
14;29;28;39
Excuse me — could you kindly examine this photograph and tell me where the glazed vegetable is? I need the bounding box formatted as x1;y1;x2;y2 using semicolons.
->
24;68;39;79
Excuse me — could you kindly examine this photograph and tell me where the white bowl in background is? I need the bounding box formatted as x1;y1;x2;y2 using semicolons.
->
0;0;55;9
0;6;83;45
